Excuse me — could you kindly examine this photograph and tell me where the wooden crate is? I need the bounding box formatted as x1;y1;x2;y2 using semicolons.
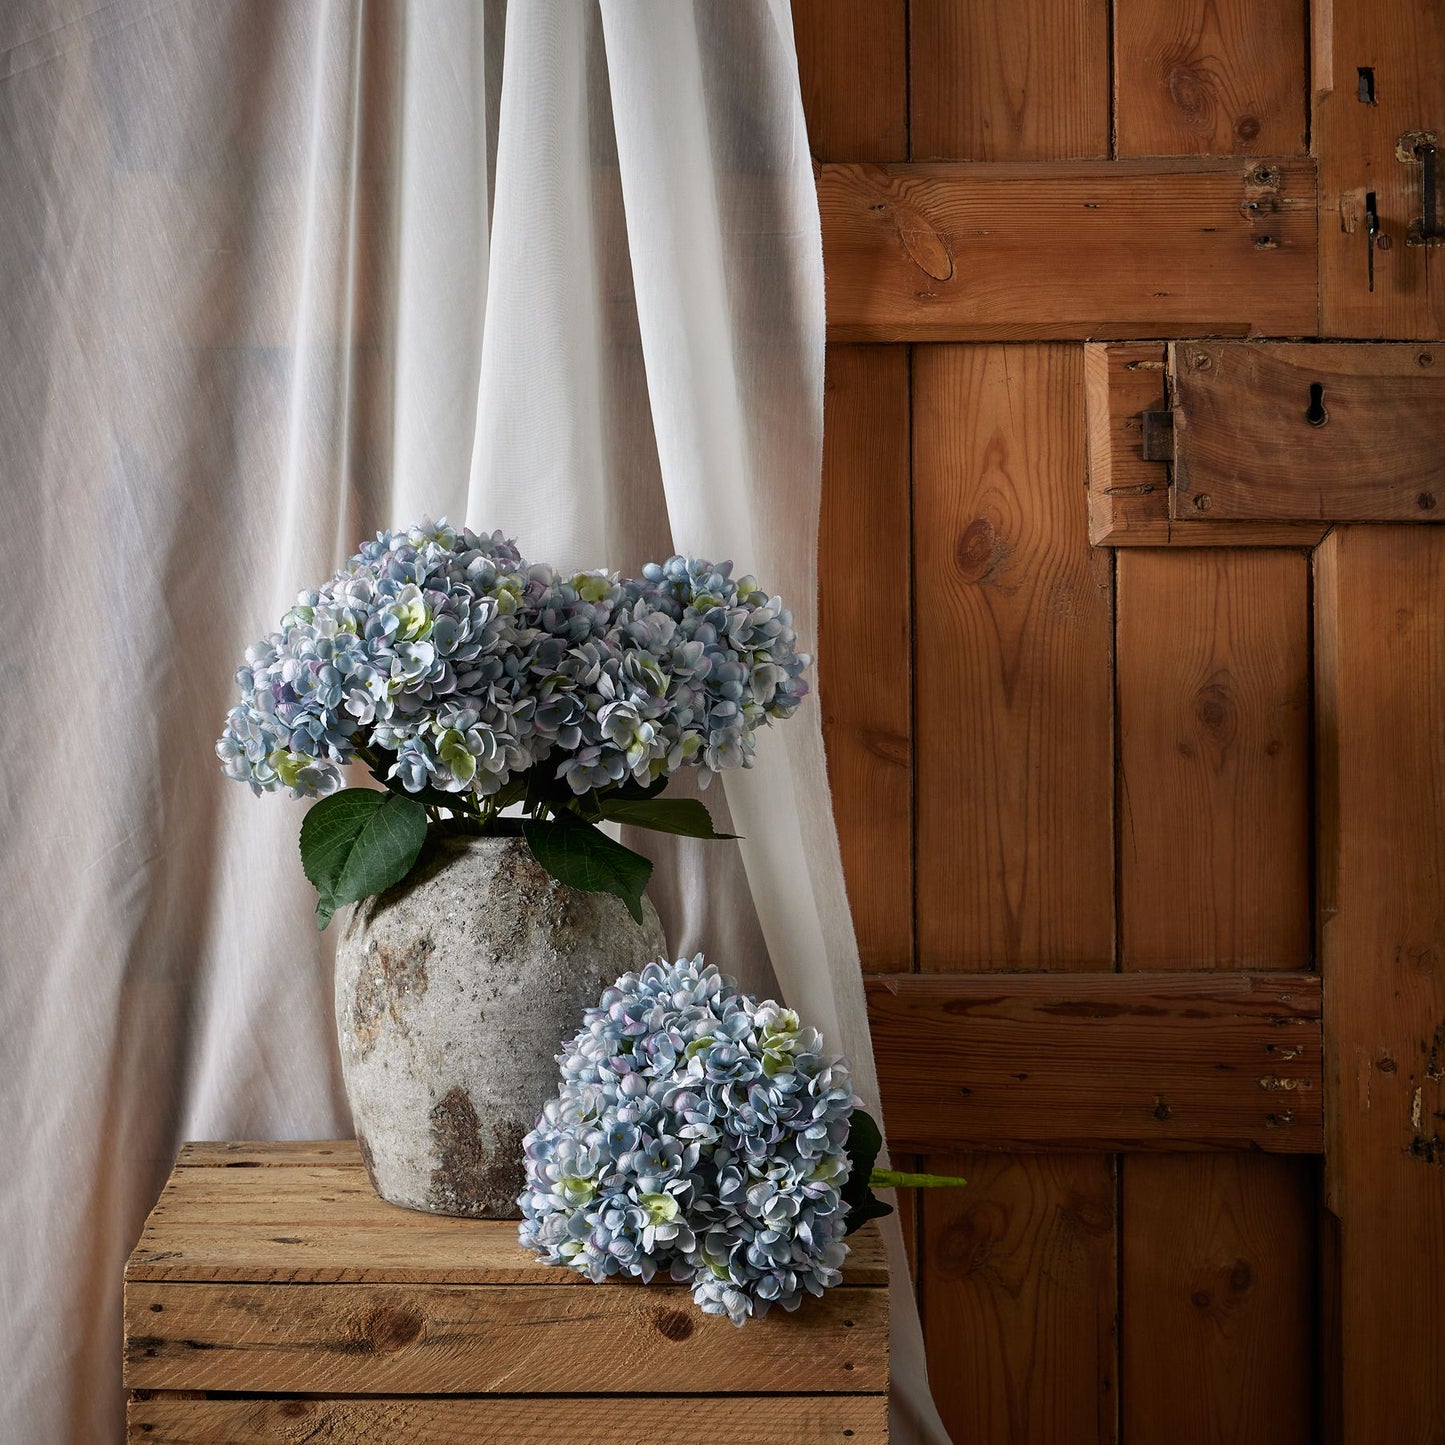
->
124;1140;890;1443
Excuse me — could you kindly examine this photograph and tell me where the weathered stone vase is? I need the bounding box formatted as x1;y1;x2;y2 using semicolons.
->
335;834;666;1218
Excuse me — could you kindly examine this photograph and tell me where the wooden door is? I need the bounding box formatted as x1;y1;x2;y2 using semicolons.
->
799;0;1445;1440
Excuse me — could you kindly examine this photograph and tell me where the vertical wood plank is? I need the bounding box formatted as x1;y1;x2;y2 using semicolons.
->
1117;550;1312;970
921;1154;1117;1445
910;0;1110;160
1315;0;1445;338
819;347;913;973
1120;1155;1316;1445
1113;0;1308;158
791;0;909;161
1315;526;1445;1440
913;344;1114;970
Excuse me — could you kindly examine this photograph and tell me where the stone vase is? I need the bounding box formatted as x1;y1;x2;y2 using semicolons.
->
334;834;666;1218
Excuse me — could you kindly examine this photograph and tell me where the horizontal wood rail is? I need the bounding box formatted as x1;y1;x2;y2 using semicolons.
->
820;159;1318;341
867;971;1322;1153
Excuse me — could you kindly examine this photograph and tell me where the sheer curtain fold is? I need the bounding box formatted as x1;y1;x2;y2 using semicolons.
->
0;3;944;1439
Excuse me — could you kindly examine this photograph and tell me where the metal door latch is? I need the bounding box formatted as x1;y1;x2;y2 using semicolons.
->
1399;131;1445;246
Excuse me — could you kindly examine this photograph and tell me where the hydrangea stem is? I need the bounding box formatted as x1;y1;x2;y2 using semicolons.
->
869;1169;968;1190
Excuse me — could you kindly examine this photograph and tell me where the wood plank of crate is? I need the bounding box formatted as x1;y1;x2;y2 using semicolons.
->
820;159;1317;341
129;1150;888;1285
1170;341;1445;521
126;1394;890;1445
867;971;1322;1152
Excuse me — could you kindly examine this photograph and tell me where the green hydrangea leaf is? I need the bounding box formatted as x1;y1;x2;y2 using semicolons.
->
523;815;653;925
842;1108;895;1234
595;796;737;839
299;787;429;930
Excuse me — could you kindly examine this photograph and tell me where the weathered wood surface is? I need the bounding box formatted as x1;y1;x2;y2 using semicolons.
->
1171;342;1445;521
792;0;907;162
1120;1155;1316;1444
128;1149;887;1284
820;346;913;971
913;345;1114;970
921;1153;1117;1444
125;1279;887;1395
868;972;1322;1152
1314;0;1445;339
126;1394;890;1445
820;160;1318;341
1117;549;1312;970
1315;526;1445;1440
909;0;1110;161
1083;342;1328;547
1114;0;1308;158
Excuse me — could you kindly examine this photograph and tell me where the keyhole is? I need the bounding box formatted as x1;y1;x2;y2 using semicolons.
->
1304;382;1329;427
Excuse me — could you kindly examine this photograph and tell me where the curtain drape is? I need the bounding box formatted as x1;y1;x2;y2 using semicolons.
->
0;3;946;1439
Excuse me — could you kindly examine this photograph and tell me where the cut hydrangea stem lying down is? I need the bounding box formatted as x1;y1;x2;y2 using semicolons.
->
517;956;965;1326
217;518;811;923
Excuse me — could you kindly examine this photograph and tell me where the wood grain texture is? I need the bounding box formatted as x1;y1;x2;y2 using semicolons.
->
910;0;1110;160
820;160;1319;341
868;972;1322;1152
1315;526;1445;1439
125;1280;887;1395
1171;342;1445;521
1117;550;1312;969
913;344;1114;969
819;346;912;970
1083;342;1328;547
1120;1155;1316;1444
127;1148;889;1285
126;1393;889;1445
1114;0;1308;157
791;0;908;161
921;1154;1117;1444
1314;0;1445;339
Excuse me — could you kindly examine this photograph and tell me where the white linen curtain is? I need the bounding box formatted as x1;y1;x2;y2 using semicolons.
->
0;3;946;1440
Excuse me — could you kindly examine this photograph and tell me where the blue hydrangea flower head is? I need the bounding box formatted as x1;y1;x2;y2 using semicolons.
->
518;955;859;1325
217;522;811;804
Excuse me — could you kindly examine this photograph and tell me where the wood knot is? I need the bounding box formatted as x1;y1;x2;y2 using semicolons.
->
1235;116;1261;142
361;1304;425;1354
1194;682;1236;746
1228;1259;1254;1292
954;517;1009;584
654;1308;695;1342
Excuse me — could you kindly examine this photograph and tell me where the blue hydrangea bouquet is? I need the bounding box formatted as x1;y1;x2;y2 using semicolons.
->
217;519;810;926
520;955;963;1325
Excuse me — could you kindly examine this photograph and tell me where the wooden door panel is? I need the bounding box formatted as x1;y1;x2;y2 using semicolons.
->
1315;526;1445;1442
1170;342;1445;521
910;0;1110;162
1121;1154;1316;1445
921;1154;1117;1445
1315;0;1445;339
819;346;914;971
821;159;1318;341
1117;549;1312;970
791;0;907;162
912;344;1114;971
1113;0;1308;159
869;971;1322;1152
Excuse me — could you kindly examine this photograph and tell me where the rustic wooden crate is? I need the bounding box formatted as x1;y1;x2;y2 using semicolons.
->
124;1140;889;1443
